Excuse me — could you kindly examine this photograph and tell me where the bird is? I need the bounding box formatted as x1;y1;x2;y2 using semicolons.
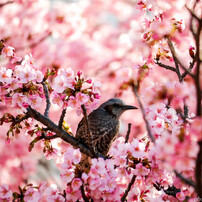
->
75;98;138;156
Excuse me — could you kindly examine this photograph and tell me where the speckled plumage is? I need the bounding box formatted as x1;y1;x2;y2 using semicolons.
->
75;98;137;155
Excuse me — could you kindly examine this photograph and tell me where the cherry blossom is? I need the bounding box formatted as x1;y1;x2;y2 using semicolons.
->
1;46;15;57
24;187;42;202
0;0;201;201
0;184;12;201
0;67;13;84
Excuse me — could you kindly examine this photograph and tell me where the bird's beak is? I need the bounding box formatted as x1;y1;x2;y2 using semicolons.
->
123;105;138;110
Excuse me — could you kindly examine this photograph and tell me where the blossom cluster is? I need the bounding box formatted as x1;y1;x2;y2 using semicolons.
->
0;182;67;202
0;44;101;113
51;68;101;114
0;0;200;200
145;103;199;172
57;135;197;201
0;48;45;111
0;133;199;201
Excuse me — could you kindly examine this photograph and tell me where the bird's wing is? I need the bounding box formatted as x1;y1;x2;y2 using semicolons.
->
76;117;85;133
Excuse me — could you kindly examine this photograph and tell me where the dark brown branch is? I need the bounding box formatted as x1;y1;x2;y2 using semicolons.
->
26;107;104;158
13;114;30;125
155;61;176;72
0;1;13;7
185;5;201;21
163;185;181;197
193;20;202;117
125;123;132;143
167;38;182;82
194;16;202;200
80;184;89;202
167;37;195;79
33;134;59;143
181;60;195;79
29;134;59;152
81;104;97;156
42;81;51;117
195;141;202;198
187;1;202;197
132;85;155;143
174;170;196;188
153;182;180;197
43;134;59;140
58;109;66;128
121;175;136;202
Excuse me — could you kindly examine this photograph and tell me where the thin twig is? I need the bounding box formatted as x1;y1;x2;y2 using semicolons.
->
81;104;97;156
167;38;182;82
167;37;195;79
163;185;181;197
33;134;59;142
168;40;182;80
26;107;104;158
132;85;155;143
42;81;51;117
12;114;30;125
125;123;132;143
121;175;136;202
155;61;176;72
58;109;67;128
174;170;196;188
185;5;201;21
80;184;89;202
181;60;195;79
153;182;181;197
0;1;13;7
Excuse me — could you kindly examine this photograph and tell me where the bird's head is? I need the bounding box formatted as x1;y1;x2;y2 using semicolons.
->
99;98;138;117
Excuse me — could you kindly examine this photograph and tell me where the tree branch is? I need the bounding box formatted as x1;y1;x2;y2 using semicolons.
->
80;184;89;202
58;109;66;128
187;0;202;197
121;175;136;202
132;85;155;143
167;38;182;82
174;170;196;188
32;134;59;143
153;182;181;197
125;123;132;143
0;1;13;8
26;107;104;158
181;59;196;79
43;134;59;140
42;81;51;117
12;114;30;125
167;37;195;79
185;5;201;21
155;61;176;72
195;141;202;198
